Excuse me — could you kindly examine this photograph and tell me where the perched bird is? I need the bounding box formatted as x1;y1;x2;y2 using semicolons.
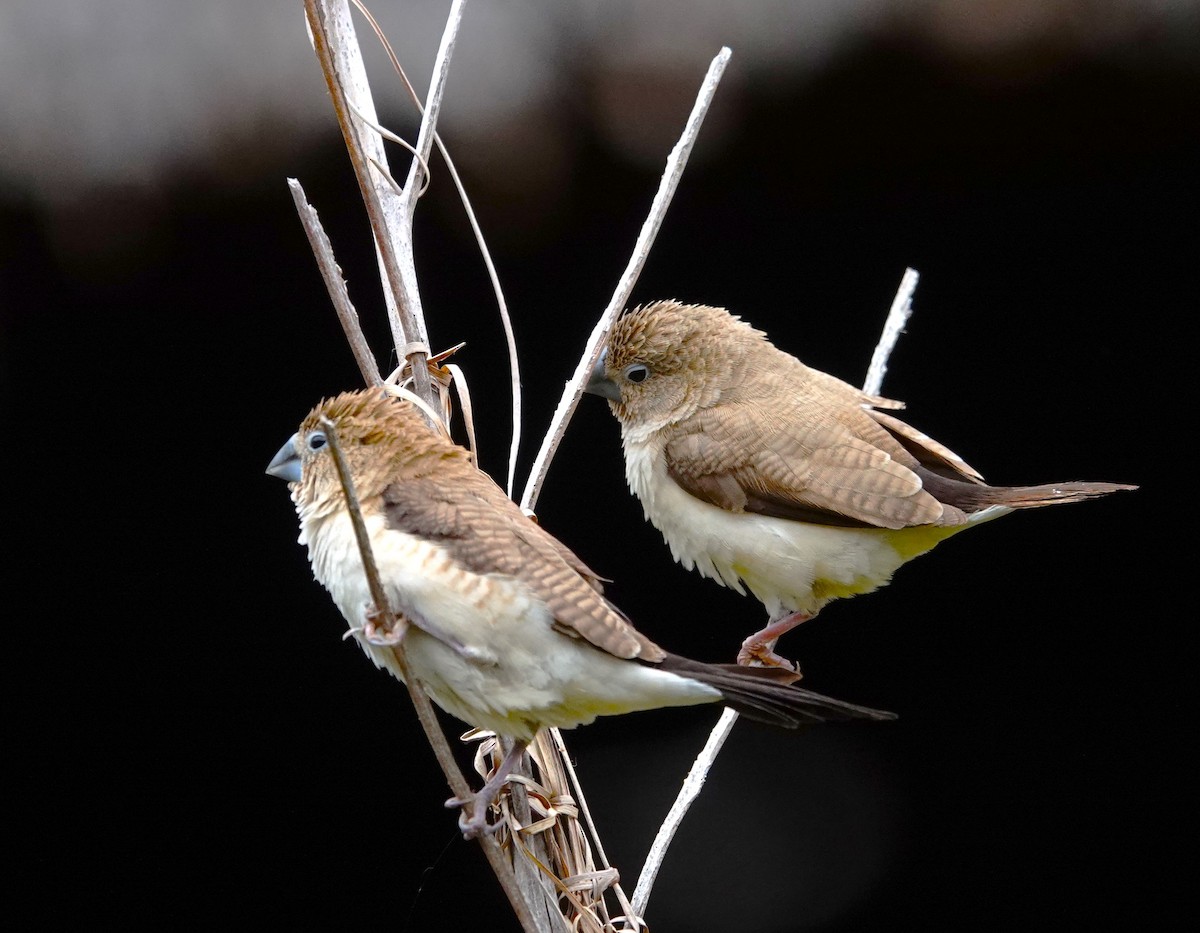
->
267;389;893;837
586;300;1136;671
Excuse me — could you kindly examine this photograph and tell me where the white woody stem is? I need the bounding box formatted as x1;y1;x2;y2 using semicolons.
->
302;0;444;406
864;267;919;396
520;47;733;513
287;178;382;387
347;0;523;498
630;707;739;916
514;48;732;932
630;269;922;920
300;4;550;930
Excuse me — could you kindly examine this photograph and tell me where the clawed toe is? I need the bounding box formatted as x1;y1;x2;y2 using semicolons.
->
737;641;801;675
445;795;502;839
362;605;407;646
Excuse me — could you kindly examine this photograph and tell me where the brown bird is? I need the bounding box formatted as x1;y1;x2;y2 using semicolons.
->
267;389;893;837
585;300;1136;671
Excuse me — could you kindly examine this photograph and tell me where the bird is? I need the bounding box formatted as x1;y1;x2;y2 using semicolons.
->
585;300;1136;671
266;388;894;837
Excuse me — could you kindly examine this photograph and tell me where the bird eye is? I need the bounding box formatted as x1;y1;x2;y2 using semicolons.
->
624;364;650;384
307;431;328;452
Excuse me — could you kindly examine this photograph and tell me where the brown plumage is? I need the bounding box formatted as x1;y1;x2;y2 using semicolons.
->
587;300;1136;669
268;389;893;836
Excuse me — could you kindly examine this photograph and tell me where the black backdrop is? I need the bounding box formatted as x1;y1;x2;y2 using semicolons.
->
5;32;1192;931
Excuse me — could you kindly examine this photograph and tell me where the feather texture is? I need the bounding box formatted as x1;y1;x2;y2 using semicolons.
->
269;389;893;742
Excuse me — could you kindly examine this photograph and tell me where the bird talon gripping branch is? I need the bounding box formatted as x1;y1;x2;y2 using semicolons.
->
362;607;408;646
736;642;800;674
451;802;504;840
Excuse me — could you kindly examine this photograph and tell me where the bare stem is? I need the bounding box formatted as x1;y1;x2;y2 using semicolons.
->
303;0;435;405
288;178;382;386
520;47;733;513
350;0;523;497
864;267;919;396
630;708;738;916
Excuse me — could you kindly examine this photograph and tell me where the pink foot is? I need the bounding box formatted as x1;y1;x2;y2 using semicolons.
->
736;610;814;673
362;604;408;646
737;639;800;673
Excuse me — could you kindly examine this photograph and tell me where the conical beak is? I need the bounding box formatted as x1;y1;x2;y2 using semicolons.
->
584;348;622;403
266;433;302;483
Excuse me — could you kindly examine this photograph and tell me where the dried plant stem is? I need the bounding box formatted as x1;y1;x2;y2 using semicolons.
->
629;269;923;920
520;47;733;513
288;178;382;386
303;0;436;405
350;0;523;498
318;416;541;932
864;267;918;396
300;3;555;929
630;707;738;916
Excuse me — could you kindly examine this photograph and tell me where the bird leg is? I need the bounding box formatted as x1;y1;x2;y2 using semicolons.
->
445;738;529;839
360;604;498;665
736;610;814;673
361;604;409;645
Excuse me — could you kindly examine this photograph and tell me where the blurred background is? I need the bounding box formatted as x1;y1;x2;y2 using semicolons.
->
4;1;1194;929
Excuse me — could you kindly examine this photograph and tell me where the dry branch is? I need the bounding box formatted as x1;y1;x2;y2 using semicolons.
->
303;0;435;405
520;48;733;513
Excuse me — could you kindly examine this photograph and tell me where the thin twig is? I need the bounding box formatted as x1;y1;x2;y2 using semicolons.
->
864;267;919;396
288;178;382;386
630;708;739;916
318;416;540;931
629;268;923;919
520;47;733;513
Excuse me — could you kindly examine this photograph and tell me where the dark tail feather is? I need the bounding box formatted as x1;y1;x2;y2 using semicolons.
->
986;480;1138;509
920;469;1137;513
660;654;896;729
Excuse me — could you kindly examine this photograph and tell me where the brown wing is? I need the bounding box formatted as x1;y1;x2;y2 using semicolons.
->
664;372;957;529
381;464;663;661
867;409;985;483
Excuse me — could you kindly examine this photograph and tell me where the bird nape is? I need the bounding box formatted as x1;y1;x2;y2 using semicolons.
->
267;388;893;838
585;299;1136;671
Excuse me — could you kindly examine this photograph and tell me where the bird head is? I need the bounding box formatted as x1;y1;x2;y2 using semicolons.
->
585;300;766;435
267;390;463;519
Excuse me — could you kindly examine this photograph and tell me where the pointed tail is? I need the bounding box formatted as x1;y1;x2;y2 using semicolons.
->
920;468;1137;513
982;480;1137;509
660;654;896;728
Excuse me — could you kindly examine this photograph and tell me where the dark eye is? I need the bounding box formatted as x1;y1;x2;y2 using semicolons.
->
307;431;328;451
624;364;649;384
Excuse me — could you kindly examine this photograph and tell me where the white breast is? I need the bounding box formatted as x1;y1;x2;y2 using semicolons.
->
298;506;720;741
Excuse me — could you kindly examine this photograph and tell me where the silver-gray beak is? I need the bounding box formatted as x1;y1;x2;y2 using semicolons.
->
584;348;622;403
266;433;302;483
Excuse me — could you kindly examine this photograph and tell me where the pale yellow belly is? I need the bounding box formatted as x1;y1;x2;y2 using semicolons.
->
624;441;973;619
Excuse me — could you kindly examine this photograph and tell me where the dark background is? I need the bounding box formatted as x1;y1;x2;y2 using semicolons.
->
5;15;1192;932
